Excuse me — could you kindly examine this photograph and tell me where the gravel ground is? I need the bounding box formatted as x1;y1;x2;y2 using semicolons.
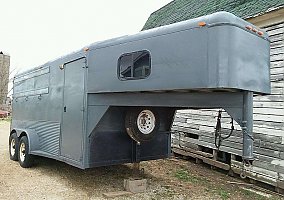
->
0;121;281;200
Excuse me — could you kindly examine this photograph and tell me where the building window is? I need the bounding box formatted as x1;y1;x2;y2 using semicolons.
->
118;50;151;80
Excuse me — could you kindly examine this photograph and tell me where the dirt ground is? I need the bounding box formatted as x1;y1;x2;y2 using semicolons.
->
0;121;282;200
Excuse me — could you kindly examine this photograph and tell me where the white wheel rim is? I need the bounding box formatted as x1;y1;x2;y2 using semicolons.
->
10;138;16;157
137;110;156;134
19;142;26;162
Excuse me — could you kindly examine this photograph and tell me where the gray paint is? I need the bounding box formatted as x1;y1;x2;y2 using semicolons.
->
11;12;270;169
61;58;85;162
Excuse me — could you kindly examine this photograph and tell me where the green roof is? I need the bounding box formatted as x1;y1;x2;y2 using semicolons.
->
142;0;284;30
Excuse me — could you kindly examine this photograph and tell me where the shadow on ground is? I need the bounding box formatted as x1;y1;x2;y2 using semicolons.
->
33;156;153;197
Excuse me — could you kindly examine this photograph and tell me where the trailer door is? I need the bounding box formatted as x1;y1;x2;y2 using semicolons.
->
61;58;85;162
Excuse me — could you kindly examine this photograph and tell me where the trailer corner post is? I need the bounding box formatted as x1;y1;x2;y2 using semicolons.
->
242;91;254;162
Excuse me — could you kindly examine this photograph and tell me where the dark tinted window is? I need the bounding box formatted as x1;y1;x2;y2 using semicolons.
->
118;50;151;80
120;54;132;78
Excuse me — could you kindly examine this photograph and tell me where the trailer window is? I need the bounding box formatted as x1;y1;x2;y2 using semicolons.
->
118;50;151;80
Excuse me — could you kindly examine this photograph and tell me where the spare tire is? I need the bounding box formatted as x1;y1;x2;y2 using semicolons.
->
125;107;160;143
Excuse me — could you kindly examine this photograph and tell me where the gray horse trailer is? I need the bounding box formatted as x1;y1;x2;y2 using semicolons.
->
9;12;270;169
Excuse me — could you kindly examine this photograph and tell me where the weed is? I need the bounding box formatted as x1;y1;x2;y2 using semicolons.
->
217;188;230;200
174;169;200;183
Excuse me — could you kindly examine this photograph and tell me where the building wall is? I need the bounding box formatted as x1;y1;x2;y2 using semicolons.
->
0;52;10;105
172;8;284;188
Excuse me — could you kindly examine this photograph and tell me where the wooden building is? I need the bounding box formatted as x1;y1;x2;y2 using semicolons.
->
143;0;284;191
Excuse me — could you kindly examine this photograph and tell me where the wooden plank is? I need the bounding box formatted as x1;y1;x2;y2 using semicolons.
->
231;160;278;178
254;108;284;116
253;125;284;136
267;26;284;35
175;112;284;135
271;53;284;62
253;101;284;108
270;33;284;43
174;116;187;123
253;94;283;102
231;166;278;186
270;87;284;95
264;22;284;30
172;138;200;151
263;22;284;32
270;40;284;49
271;81;284;88
190;135;282;158
253;133;282;144
271;61;284;69
254;121;284;131
271;73;284;80
199;132;283;150
253;160;284;174
172;147;230;170
187;115;284;134
173;144;213;158
253;114;284;123
271;47;284;55
176;117;284;138
271;66;284;74
259;141;284;152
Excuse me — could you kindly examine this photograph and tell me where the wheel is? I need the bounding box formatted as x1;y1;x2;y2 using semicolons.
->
9;133;19;161
125;108;160;143
18;136;34;168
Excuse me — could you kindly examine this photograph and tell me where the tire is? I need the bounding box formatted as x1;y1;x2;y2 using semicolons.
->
9;133;19;161
125;107;160;143
18;136;34;168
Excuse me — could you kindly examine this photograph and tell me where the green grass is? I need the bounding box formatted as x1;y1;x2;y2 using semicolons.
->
174;169;203;184
217;188;230;200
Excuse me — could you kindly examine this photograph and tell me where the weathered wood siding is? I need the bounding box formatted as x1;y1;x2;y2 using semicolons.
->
172;21;284;188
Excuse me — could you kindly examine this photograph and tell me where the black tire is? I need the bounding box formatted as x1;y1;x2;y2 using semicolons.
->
18;136;34;168
9;133;19;161
125;107;160;143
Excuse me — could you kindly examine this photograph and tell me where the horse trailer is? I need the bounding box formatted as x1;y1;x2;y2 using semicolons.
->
9;12;270;169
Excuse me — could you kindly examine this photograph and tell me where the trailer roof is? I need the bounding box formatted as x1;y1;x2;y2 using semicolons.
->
15;11;267;78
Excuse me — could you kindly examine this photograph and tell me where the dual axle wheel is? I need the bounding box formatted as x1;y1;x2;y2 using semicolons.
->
9;107;160;168
9;133;34;168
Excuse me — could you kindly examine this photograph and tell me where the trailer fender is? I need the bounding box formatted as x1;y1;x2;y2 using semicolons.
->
15;128;40;153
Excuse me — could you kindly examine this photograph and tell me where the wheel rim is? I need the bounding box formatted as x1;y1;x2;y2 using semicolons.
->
10;138;16;157
19;142;26;162
137;110;156;134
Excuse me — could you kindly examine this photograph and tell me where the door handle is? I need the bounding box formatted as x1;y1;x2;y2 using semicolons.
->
64;106;67;112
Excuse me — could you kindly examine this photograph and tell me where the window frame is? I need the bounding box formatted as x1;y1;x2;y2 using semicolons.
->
117;50;151;81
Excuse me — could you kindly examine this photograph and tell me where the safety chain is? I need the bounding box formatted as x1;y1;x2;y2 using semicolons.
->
214;110;234;150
